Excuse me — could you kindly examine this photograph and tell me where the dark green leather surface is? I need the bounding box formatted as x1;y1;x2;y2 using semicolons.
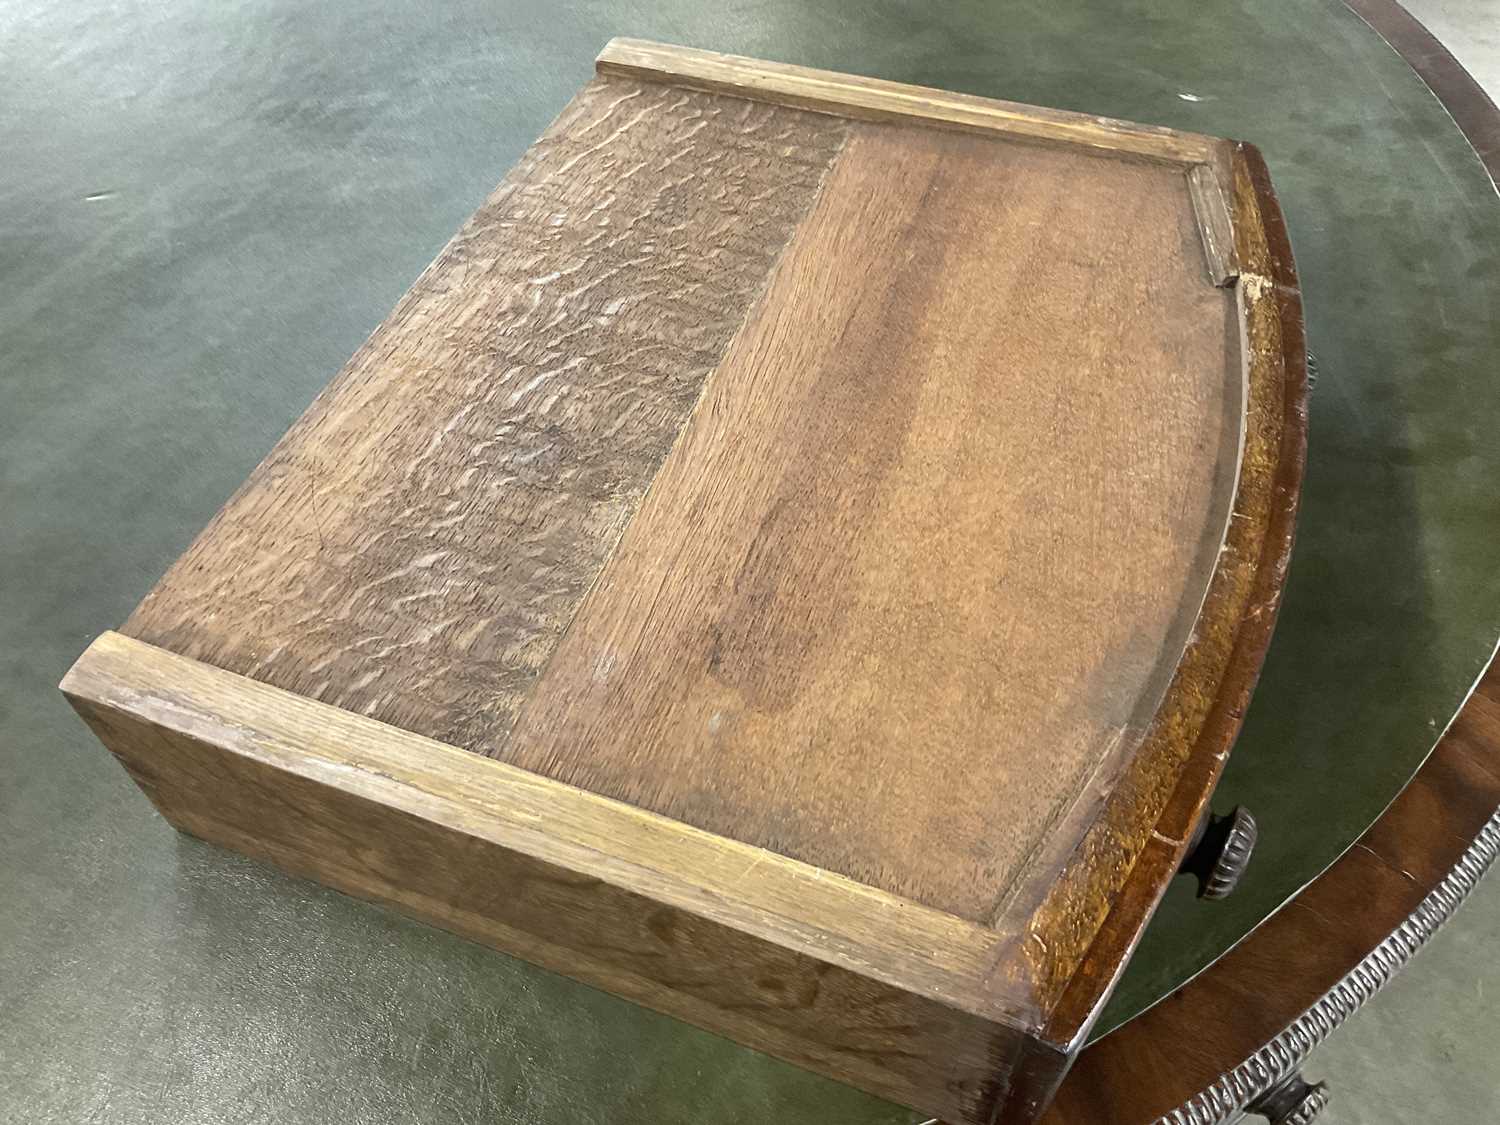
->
4;0;1498;1119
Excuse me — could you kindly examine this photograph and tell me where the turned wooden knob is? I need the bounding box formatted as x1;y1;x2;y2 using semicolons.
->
1247;1070;1329;1125
1179;805;1257;899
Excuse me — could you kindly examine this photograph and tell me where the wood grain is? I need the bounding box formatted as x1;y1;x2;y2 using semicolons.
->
597;38;1226;167
502;119;1239;923
61;631;1032;1125
64;46;1313;1125
123;76;847;750
594;39;1241;286
1188;162;1239;285
1042;8;1496;1115
1022;143;1307;1033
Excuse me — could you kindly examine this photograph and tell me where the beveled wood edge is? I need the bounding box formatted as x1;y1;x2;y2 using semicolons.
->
594;38;1239;285
595;38;1224;163
1015;142;1307;1049
59;630;1033;1029
64;630;1040;1123
1044;6;1500;1118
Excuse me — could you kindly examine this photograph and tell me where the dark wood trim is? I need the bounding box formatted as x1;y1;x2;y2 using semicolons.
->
1045;657;1500;1123
1343;0;1500;186
1041;141;1309;1050
1047;5;1500;1118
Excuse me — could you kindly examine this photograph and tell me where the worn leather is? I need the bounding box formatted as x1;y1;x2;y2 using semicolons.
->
4;0;1499;1119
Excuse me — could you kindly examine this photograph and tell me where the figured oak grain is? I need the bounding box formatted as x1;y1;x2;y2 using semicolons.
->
503;120;1240;921
123;77;847;749
72;47;1311;1125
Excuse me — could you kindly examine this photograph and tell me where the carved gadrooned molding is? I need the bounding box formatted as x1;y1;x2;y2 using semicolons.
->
1157;811;1500;1124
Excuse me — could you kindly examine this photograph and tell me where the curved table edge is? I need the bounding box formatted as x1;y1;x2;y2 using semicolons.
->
1344;0;1500;185
1164;799;1500;1123
1045;652;1500;1124
1045;6;1500;1119
1036;143;1308;1056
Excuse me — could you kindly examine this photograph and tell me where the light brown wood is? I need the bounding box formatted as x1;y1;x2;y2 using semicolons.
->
124;76;849;749
504;119;1239;923
1021;145;1304;1034
596;38;1225;166
595;38;1240;284
64;43;1308;1125
61;630;1030;1124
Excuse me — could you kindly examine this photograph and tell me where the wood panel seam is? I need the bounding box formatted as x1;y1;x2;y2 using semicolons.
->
495;114;854;764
